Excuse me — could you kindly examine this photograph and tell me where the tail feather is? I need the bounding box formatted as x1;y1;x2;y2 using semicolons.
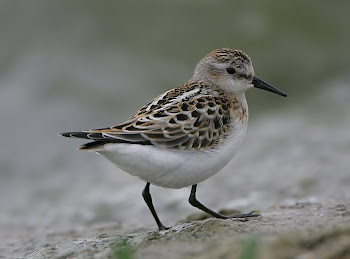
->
60;131;90;139
60;131;152;150
79;141;107;150
60;131;110;140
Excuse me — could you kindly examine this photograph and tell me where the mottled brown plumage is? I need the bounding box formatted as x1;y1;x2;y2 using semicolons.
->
61;48;259;151
81;81;245;150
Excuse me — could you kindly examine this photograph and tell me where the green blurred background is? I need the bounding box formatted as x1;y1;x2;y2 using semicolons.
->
1;1;350;257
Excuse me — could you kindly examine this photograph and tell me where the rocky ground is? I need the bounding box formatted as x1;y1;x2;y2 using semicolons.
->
25;201;350;259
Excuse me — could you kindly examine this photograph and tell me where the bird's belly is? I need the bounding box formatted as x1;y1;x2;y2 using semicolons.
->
98;123;247;189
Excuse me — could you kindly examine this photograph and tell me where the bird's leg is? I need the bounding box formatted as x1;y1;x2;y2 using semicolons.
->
142;182;169;231
188;184;260;219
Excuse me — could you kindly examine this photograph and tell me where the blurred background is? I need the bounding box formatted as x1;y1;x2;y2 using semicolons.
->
1;1;350;257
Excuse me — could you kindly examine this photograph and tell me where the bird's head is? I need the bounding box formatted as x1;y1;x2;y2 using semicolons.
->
192;48;287;97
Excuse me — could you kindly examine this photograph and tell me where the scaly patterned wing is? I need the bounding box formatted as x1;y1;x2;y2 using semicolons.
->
85;82;234;150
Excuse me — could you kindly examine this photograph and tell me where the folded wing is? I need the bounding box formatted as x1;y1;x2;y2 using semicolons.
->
61;82;233;151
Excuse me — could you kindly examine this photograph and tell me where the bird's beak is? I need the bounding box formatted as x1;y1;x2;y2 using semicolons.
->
252;76;287;97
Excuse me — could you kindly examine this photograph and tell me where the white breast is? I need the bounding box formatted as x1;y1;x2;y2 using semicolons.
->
97;116;248;189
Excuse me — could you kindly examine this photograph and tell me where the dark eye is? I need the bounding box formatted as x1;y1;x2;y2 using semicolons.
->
226;67;236;74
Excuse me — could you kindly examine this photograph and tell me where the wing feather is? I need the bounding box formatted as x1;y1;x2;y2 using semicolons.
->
87;82;235;150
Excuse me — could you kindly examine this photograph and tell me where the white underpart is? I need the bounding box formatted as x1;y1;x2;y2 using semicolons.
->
96;97;248;189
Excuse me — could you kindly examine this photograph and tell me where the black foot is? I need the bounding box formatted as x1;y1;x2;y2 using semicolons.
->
227;211;260;219
142;183;170;231
158;225;170;231
189;184;260;220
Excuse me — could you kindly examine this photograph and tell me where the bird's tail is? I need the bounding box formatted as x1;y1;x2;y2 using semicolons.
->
59;131;108;150
60;131;90;139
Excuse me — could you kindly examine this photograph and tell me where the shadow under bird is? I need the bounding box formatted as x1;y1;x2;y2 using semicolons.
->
60;48;287;230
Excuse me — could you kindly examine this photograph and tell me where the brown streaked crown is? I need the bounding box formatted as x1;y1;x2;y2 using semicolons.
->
208;48;252;66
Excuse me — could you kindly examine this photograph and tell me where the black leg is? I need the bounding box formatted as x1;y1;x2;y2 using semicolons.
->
142;182;169;231
188;184;260;219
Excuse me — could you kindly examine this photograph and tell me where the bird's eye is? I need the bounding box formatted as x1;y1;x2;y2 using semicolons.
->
226;67;236;74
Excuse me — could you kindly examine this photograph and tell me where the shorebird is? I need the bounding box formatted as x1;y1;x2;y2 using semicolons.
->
60;48;287;230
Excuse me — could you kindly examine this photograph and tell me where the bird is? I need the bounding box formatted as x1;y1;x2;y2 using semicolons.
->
60;48;287;230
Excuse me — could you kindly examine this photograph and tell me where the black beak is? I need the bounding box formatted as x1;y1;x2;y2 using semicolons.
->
252;76;287;97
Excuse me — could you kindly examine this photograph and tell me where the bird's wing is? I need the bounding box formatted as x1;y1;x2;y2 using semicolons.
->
84;82;233;150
